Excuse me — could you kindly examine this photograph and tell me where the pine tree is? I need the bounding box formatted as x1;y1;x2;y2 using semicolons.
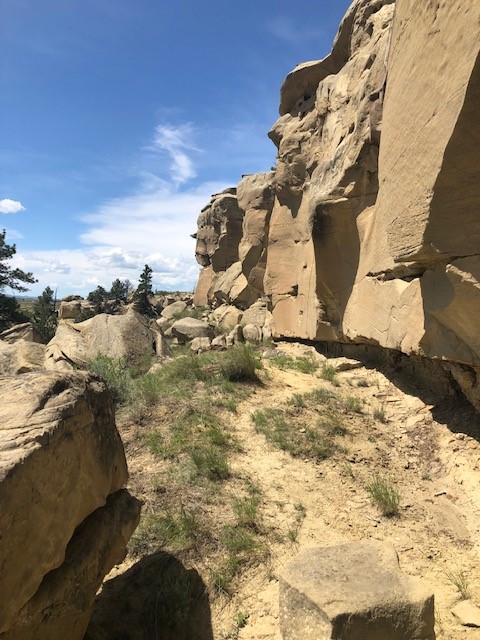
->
0;229;37;330
87;285;109;314
32;286;57;343
135;264;154;315
110;278;129;302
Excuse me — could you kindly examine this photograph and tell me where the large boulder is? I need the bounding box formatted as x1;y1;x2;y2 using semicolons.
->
160;300;187;320
171;317;214;343
0;371;141;639
46;308;158;368
58;299;95;321
279;541;435;640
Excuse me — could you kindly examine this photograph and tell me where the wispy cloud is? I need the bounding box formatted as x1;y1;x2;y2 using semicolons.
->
153;123;198;186
11;117;275;297
0;199;25;214
266;17;324;44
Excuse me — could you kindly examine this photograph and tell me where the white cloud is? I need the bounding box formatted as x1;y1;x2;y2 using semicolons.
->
10;118;274;298
0;199;25;214
153;123;198;185
267;17;324;44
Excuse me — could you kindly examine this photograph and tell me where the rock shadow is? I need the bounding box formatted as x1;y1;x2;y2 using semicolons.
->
85;551;213;640
315;340;480;442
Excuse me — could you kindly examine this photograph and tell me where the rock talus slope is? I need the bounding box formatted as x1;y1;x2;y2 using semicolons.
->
0;371;141;640
193;0;480;407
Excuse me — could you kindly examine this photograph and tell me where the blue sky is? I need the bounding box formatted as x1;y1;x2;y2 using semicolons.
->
1;0;351;297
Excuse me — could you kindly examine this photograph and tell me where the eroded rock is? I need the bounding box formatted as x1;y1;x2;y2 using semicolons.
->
0;370;139;638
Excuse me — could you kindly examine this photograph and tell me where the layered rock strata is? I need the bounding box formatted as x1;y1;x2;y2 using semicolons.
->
193;0;480;407
0;371;141;639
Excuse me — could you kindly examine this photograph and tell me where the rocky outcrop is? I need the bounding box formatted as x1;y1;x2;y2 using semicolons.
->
0;322;42;344
0;371;141;639
171;317;214;343
279;541;435;640
193;0;480;408
45;308;159;368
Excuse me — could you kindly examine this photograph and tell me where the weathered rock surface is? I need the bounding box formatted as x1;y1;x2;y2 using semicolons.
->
451;600;480;628
0;371;140;638
46;308;158;368
0;322;42;344
58;299;95;321
160;300;187;320
279;541;435;640
0;339;46;374
192;0;480;408
171;317;214;343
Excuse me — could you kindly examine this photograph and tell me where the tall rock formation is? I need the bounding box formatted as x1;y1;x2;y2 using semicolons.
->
0;371;141;639
193;0;480;407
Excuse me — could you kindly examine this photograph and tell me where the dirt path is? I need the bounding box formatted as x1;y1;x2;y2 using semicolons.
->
210;343;480;640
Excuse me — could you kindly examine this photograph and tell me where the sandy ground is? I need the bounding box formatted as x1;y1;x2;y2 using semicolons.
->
118;341;480;639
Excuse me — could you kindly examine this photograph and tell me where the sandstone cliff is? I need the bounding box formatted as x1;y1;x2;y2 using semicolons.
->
193;0;480;408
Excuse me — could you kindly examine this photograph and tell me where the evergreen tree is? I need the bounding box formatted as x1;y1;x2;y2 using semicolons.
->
0;229;36;330
87;285;109;313
32;286;57;343
110;278;129;302
135;264;154;315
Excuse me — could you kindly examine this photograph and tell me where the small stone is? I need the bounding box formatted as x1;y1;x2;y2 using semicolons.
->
452;600;480;627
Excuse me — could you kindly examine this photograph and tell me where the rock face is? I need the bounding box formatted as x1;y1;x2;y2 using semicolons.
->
0;322;42;344
192;0;480;408
0;371;141;639
279;541;435;640
46;308;159;368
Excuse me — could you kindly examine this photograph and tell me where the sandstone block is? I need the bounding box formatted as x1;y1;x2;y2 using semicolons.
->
279;541;435;640
160;300;187;320
171;317;214;343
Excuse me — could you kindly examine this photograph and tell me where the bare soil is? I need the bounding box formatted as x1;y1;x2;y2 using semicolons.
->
113;342;480;639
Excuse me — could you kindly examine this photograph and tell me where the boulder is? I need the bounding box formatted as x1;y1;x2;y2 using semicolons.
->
160;300;187;320
152;326;172;358
242;324;262;343
0;322;42;344
190;337;212;353
226;324;244;347
58;300;95;321
46;309;158;367
171;318;214;344
211;334;227;350
279;541;435;640
240;300;268;328
0;339;46;374
452;600;480;628
0;371;140;638
213;304;244;333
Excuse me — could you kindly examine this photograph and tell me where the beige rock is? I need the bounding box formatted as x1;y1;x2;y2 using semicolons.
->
2;490;141;640
242;324;262;343
58;299;95;321
226;324;244;347
152;326;172;358
279;541;435;640
0;339;46;374
0;322;42;344
452;600;480;628
193;265;214;307
211;334;227;350
190;336;212;353
213;304;244;333
240;300;268;328
171;317;214;343
160;300;187;320
0;371;131;636
46;309;157;367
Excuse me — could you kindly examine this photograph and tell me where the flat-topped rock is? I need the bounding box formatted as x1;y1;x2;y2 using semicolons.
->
279;541;435;640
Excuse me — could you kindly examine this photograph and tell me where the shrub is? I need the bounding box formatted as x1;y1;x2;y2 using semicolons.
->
218;345;262;382
86;354;133;405
366;475;400;517
270;354;318;374
373;404;387;423
344;396;363;414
